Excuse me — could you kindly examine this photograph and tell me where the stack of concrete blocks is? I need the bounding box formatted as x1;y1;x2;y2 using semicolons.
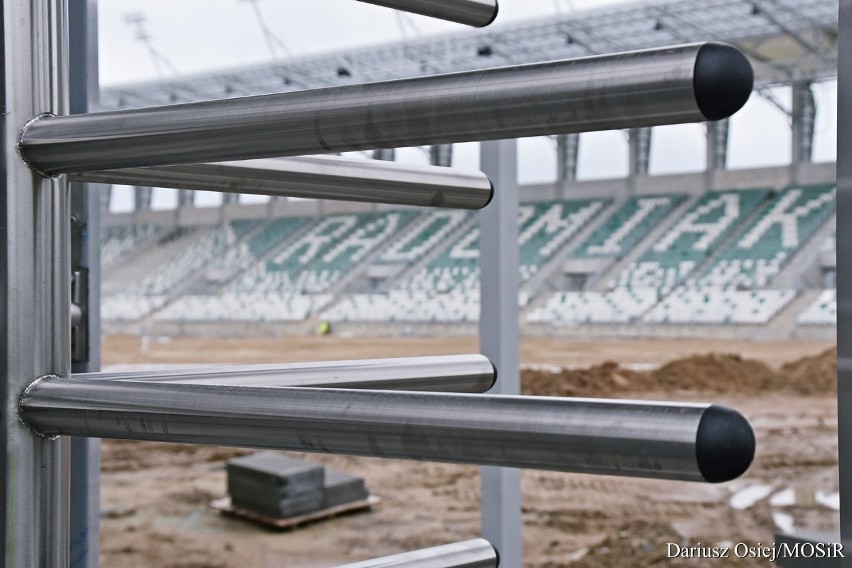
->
227;453;369;518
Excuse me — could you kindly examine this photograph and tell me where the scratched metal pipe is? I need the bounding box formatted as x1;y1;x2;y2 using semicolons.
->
334;539;498;568
356;0;498;27
19;42;752;175
20;377;755;483
77;355;496;393
71;155;493;209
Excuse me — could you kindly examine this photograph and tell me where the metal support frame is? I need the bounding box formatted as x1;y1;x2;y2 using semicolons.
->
0;1;71;565
837;0;852;563
479;139;523;566
2;7;762;558
68;3;101;565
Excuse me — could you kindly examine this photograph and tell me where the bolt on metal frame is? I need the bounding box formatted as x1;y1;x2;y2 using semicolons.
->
2;1;761;564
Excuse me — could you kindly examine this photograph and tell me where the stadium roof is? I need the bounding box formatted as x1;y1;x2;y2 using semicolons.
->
98;0;838;111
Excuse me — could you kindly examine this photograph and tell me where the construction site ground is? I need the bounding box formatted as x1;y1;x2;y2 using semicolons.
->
99;334;839;567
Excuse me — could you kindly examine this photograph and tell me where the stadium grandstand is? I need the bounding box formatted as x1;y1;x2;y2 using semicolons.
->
99;0;838;341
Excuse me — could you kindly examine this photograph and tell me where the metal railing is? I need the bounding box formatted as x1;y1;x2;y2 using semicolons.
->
1;1;757;565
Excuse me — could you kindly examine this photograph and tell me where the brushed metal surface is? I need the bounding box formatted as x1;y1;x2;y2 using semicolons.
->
20;377;753;482
334;539;498;568
19;43;748;175
356;0;498;27
83;355;496;393
72;155;493;209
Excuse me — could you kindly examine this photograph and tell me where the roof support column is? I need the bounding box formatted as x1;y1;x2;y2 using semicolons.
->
134;186;153;211
792;80;816;182
628;127;652;177
430;144;453;167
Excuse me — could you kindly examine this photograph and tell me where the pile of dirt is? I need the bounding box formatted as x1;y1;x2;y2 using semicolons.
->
778;347;838;395
523;347;837;397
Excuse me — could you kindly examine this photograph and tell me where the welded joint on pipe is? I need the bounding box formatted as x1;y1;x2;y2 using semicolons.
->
17;113;59;179
18;375;61;440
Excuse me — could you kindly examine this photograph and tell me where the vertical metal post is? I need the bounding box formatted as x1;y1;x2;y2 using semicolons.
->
479;139;522;566
68;0;100;565
836;0;852;563
0;0;71;565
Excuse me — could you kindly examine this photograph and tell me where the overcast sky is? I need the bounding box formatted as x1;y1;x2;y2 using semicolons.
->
98;0;838;211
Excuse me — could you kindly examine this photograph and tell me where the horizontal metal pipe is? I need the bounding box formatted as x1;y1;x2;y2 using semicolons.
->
356;0;498;27
70;156;493;210
19;42;753;175
79;355;496;393
20;377;755;483
335;539;498;568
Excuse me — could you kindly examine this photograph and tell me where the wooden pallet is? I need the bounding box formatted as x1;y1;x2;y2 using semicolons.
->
210;495;380;530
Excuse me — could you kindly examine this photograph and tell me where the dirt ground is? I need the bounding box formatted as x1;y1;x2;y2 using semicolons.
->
99;335;839;567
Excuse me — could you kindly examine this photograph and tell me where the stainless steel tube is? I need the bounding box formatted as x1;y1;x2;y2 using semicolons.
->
19;42;753;175
20;378;755;483
356;0;498;27
335;539;498;568
71;156;493;210
81;355;496;393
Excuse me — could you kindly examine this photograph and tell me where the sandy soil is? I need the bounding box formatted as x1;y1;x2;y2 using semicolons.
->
99;335;840;567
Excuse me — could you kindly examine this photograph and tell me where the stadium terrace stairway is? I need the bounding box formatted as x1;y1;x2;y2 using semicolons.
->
101;224;160;270
323;198;609;323
798;289;837;326
529;186;837;328
155;210;419;323
101;185;837;332
102;222;265;321
611;188;772;291
693;185;836;289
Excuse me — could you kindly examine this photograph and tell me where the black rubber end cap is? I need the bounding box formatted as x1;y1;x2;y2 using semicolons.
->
485;360;498;393
693;42;754;121
482;177;496;209
476;1;500;28
696;405;755;483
